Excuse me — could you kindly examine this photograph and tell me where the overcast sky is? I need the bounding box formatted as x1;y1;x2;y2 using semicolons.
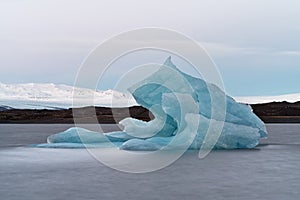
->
0;0;300;96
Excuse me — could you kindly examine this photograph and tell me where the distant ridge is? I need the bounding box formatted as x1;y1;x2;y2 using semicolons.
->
0;83;137;109
251;101;300;123
0;105;13;111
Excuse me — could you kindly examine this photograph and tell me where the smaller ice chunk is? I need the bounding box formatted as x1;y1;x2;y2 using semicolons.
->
36;127;126;148
47;127;129;144
47;127;106;144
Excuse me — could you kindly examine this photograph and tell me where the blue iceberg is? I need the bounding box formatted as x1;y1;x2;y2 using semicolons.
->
38;57;267;150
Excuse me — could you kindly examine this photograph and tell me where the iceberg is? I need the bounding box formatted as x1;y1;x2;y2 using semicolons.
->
38;57;267;150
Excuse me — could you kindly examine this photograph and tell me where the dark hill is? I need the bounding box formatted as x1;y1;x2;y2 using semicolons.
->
251;101;300;123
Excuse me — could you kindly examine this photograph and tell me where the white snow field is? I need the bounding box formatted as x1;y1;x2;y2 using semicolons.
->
0;82;137;109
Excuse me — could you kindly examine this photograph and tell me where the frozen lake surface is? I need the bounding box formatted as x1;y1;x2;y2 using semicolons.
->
0;124;299;200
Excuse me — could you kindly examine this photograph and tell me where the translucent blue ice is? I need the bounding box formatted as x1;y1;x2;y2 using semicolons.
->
38;57;267;150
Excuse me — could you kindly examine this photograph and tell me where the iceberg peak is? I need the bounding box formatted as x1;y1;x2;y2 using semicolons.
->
163;56;177;69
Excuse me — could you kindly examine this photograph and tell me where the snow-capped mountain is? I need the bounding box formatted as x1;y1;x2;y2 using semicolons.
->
234;93;300;104
0;83;137;109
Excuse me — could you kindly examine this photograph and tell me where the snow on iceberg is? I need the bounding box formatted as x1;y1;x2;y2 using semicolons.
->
38;57;267;150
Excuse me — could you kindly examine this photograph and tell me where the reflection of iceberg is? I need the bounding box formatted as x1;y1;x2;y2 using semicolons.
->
37;57;267;150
